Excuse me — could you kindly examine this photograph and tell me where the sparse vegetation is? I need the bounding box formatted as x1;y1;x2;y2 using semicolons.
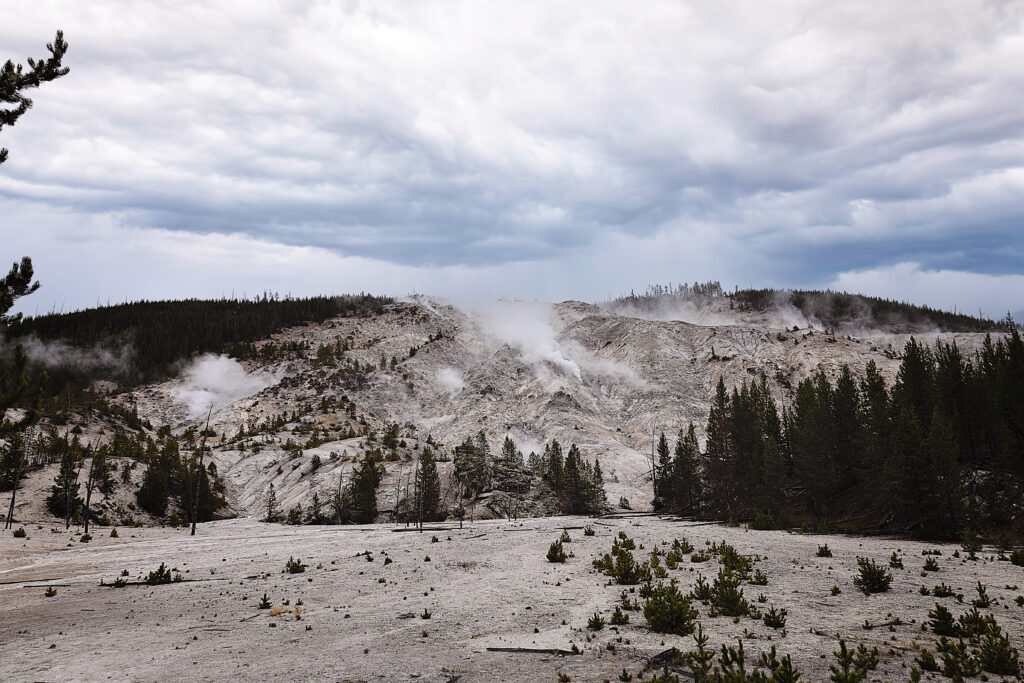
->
547;540;568;563
284;556;307;574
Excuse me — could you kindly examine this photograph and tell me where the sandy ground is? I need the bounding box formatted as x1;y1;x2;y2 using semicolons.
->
2;516;1022;682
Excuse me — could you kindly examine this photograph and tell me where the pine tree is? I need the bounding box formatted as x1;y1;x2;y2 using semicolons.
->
417;447;443;521
46;448;82;524
655;432;670;497
265;483;279;522
345;454;384;524
137;459;169;517
704;377;735;517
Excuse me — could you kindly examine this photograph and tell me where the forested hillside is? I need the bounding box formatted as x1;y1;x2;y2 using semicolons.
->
657;326;1024;539
6;294;392;391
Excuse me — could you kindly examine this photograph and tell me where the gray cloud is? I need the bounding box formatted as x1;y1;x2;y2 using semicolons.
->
1;1;1022;314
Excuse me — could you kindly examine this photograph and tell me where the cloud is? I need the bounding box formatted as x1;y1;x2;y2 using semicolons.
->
1;1;1021;313
172;354;278;419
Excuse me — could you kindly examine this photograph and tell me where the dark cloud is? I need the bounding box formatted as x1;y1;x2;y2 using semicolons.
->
1;1;1022;314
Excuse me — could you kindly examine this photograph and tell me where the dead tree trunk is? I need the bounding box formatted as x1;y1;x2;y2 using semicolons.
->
190;408;212;536
83;444;102;535
4;435;28;530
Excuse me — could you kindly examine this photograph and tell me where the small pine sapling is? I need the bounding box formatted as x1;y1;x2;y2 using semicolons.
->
853;557;892;593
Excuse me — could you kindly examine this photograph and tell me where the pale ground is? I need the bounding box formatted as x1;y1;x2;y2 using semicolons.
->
2;515;1022;682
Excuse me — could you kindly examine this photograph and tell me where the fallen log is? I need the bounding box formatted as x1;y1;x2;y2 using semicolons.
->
485;646;580;656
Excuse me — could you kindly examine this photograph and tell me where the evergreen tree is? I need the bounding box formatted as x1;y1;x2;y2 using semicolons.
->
417;447;443;521
46;447;82;523
1;30;70;166
344;454;384;524
136;459;169;517
265;483;279;522
704;377;734;517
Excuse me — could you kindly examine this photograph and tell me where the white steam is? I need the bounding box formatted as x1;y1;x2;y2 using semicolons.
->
172;354;278;419
7;335;133;374
434;367;466;394
476;301;582;381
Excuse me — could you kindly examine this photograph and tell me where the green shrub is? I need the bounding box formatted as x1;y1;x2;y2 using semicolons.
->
829;638;867;683
709;568;748;617
762;604;787;629
976;627;1020;675
957;606;991;639
691;573;712;603
643;579;698;635
587;612;606;630
923;556;939;572
145;562;180;585
960;530;982;560
79;533;91;543
817;544;832;558
749;569;768;586
583;526;595;537
916;648;939;672
610;605;629;625
971;581;991;608
12;527;26;538
44;586;57;597
937;637;979;680
1010;548;1024;566
284;556;307;574
259;593;271;609
888;552;903;569
759;645;803;682
852;557;891;593
853;644;879;671
547;540;567;563
110;528;118;538
560;529;571;544
928;603;960;637
932;582;955;598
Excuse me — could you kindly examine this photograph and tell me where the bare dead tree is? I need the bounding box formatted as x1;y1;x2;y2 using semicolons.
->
82;441;107;535
3;429;31;529
190;408;212;536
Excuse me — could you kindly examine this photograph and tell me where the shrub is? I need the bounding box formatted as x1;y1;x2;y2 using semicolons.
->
284;556;307;574
817;544;833;558
610;606;629;625
960;530;982;560
749;569;768;586
709;568;748;617
420;608;431;619
145;562;180;585
854;644;879;671
80;533;92;543
584;526;595;536
110;528;118;538
831;585;841;595
618;496;632;510
932;583;955;598
691;573;712;602
957;606;991;639
977;627;1020;675
44;586;57;597
937;637;979;680
587;612;606;630
853;557;891;593
12;527;26;538
759;645;803;683
547;540;568;563
916;648;939;672
643;579;698;635
829;638;867;683
259;593;271;609
560;529;571;543
672;537;694;554
762;604;787;629
928;603;960;637
1010;549;1024;566
971;582;991;608
888;552;903;569
923;556;939;572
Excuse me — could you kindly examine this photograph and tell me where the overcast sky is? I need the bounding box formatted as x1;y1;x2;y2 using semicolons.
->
2;1;1023;318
